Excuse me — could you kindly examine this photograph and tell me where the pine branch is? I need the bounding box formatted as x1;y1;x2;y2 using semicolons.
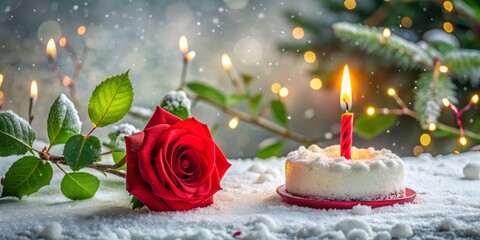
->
333;22;433;69
444;49;480;85
414;72;457;126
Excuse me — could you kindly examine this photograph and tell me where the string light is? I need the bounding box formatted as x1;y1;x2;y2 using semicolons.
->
228;116;239;129
77;25;86;35
0;73;3;88
292;27;304;40
344;0;356;10
382;28;391;39
304;51;316;63
401;17;413;28
428;123;437;131
443;22;454;33
63;76;73;87
443;1;454;12
471;94;479;104
387;88;396;96
59;37;67;48
309;78;322;90
420;133;431;146
279;87;289;98
439;65;449;73
442;94;478;146
271;83;281;94
442;98;450;107
366;107;375;115
413;145;424;156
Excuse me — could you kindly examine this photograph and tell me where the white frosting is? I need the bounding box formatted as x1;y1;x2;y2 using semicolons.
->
285;145;405;201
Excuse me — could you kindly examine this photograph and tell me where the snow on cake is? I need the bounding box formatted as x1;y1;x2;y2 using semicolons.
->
285;145;405;201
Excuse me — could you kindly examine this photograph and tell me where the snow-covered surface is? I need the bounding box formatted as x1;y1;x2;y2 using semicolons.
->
1;150;480;239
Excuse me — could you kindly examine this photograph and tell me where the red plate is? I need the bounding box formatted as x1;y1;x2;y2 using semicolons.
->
277;185;416;209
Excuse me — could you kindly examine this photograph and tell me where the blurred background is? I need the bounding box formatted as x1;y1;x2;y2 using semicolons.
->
0;0;479;158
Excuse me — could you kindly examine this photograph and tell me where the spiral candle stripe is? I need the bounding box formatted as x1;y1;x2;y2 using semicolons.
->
340;112;353;159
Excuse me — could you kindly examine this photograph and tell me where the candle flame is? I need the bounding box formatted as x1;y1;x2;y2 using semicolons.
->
340;65;352;111
0;73;3;88
179;35;189;54
46;39;57;59
228;116;239;129
222;53;233;71
185;51;196;62
30;80;38;100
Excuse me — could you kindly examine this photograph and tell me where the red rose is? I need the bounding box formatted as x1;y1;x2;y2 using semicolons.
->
125;107;231;211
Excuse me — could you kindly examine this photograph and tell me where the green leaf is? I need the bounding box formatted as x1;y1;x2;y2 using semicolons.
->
354;114;398;139
270;100;288;126
88;71;134;128
0;111;35;157
430;130;454;138
47;94;82;146
414;72;456;125
131;196;145;210
257;139;284;159
241;73;254;85
1;156;52;199
187;82;226;105
63;135;101;171
112;152;126;170
61;172;100;200
227;94;249;106
250;93;263;115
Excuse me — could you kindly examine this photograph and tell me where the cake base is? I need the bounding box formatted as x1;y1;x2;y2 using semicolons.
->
277;185;416;209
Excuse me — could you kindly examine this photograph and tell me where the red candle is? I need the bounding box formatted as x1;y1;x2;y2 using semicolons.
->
340;112;353;159
340;65;353;159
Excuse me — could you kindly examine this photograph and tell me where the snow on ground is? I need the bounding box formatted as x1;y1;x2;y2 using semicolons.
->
1;149;480;239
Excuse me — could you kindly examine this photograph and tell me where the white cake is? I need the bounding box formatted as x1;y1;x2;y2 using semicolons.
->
285;145;405;201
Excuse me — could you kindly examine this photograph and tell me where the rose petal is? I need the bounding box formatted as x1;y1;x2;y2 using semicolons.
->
125;132;175;211
145;107;181;129
170;118;214;140
137;125;174;194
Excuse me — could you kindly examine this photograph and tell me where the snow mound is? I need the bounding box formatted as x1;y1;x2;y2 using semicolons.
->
347;229;369;240
39;222;62;240
373;231;392;240
463;162;480;180
351;205;372;215
335;218;373;236
295;224;325;238
248;163;266;173
255;173;275;184
437;218;459;231
390;223;413;238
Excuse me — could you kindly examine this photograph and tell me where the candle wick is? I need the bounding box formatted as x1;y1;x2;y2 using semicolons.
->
343;99;350;112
